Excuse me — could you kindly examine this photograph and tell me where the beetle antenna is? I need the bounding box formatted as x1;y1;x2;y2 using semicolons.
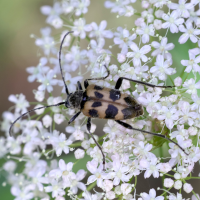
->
9;102;65;137
59;31;74;95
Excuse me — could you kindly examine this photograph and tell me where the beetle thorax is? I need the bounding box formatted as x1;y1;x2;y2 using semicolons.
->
66;91;84;109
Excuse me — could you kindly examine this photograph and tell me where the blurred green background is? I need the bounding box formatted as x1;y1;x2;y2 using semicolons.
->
0;0;200;199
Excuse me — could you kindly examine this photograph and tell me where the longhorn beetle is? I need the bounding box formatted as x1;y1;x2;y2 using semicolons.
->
9;31;188;170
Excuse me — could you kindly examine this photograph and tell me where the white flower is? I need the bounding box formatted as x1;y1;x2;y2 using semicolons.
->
140;188;164;200
183;78;200;95
72;18;92;39
3;160;17;172
38;70;58;93
109;154;130;185
150;54;175;81
192;194;200;200
9;94;29;114
136;23;155;44
42;115;52;128
164;178;174;188
89;20;113;39
183;183;193;193
121;183;132;196
140;157;159;178
178;101;197;126
181;49;200;73
103;180;113;192
74;148;85;159
138;92;160;115
26;57;49;83
75;0;90;16
49;159;74;182
6;137;21;154
65;45;88;71
162;11;184;33
48;133;73;156
174;180;182;190
29;168;48;191
157;162;172;173
133;141;156;159
11;185;34;200
34;90;45;102
170;125;188;139
67;170;87;194
168;0;194;18
104;0;131;16
35;27;57;55
174;77;182;86
154;19;162;30
114;27;136;54
157;106;179;129
150;0;168;8
127;43;151;67
45;180;65;198
168;193;184;200
41;2;62;24
52;17;63;29
54;114;65;124
179;22;200;44
86;160;107;188
151;37;174;56
105;191;115;199
58;72;83;93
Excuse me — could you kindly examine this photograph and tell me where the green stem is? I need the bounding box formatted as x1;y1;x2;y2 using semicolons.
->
160;186;173;196
183;72;190;83
69;142;82;148
29;102;46;105
134;13;141;16
160;147;167;200
86;35;90;42
68;37;75;51
169;76;175;86
185;177;200;180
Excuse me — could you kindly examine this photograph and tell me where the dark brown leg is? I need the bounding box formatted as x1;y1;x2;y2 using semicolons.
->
115;120;188;155
87;117;106;170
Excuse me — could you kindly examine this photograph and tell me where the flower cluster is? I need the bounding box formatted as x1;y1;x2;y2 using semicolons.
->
1;0;200;200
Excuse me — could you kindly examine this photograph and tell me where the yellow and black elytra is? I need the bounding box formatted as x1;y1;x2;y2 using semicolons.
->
81;84;143;120
9;32;188;169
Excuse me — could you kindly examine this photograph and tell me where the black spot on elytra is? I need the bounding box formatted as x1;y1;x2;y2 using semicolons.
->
94;85;103;90
124;96;137;106
89;109;99;118
105;105;118;119
122;108;134;119
109;89;121;101
92;102;102;107
95;91;103;99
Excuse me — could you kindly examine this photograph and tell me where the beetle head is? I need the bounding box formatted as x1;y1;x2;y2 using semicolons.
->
65;91;84;109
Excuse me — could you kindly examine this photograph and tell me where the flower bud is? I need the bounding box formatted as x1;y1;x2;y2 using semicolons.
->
174;77;182;86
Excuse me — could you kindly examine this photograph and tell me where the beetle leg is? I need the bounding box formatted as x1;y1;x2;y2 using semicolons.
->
115;77;175;90
76;81;83;91
84;80;89;89
87;117;106;170
68;111;81;125
84;65;110;89
115;120;189;156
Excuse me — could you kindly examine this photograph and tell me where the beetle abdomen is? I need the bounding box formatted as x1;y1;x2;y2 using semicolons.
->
81;84;143;120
